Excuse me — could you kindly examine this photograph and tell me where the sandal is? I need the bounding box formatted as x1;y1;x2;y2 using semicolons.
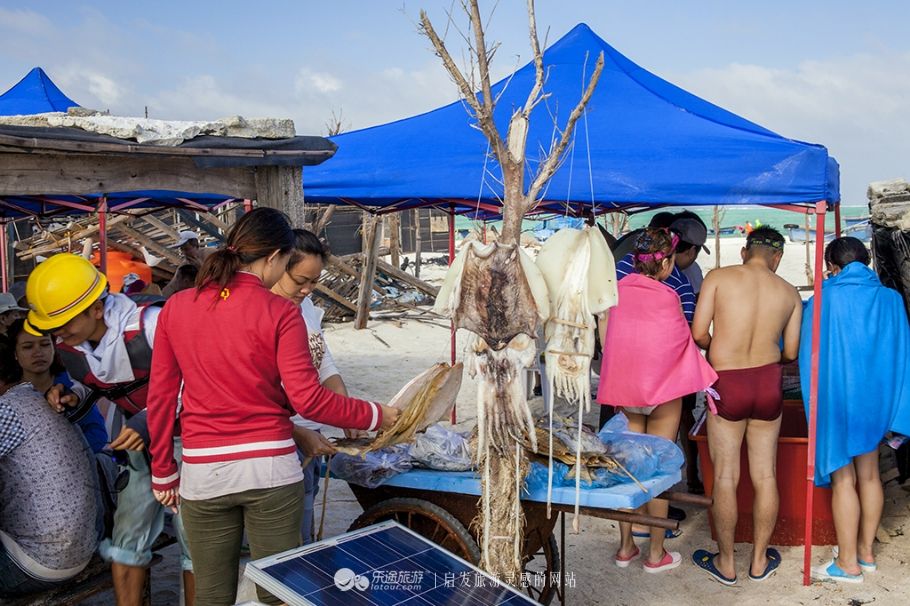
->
692;549;737;586
644;550;682;573
832;546;877;573
749;548;781;581
811;559;863;584
614;546;641;568
632;528;683;539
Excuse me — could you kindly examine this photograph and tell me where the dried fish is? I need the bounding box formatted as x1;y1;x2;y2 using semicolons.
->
333;363;464;455
434;241;549;577
535;226;617;528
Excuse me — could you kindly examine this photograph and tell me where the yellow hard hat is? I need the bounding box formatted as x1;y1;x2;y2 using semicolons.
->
25;253;108;335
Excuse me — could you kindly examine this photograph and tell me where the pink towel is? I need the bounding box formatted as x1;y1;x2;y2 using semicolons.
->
597;273;717;408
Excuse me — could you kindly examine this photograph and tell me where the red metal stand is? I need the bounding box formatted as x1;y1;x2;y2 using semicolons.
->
834;204;842;238
0;222;8;292
448;204;457;424
803;200;827;585
98;197;108;276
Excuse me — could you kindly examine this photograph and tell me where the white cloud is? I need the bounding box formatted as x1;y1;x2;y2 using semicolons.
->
295;68;343;94
675;52;910;203
0;8;53;36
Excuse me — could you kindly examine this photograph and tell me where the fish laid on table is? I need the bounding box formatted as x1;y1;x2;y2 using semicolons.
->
332;362;463;455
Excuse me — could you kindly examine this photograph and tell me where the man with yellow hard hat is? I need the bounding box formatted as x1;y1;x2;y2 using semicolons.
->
25;253;195;606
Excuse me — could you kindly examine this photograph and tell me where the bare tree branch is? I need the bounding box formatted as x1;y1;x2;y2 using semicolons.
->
522;0;546;115
526;51;605;203
419;8;505;157
468;0;496;118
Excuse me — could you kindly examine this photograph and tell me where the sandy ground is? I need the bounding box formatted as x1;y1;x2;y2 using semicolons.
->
86;237;910;605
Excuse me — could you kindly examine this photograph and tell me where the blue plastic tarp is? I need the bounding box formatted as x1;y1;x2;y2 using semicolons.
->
304;23;839;210
0;67;79;116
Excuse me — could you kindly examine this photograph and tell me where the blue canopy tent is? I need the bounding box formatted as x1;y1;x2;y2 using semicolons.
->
304;23;840;582
0;67;79;115
0;68;335;292
304;23;839;216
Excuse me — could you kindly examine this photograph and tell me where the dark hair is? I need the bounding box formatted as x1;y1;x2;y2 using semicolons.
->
674;210;707;229
176;264;199;280
633;228;676;277
746;226;785;253
1;319;64;384
288;228;328;267
825;236;870;269
648;212;676;229
196;207;295;292
675;238;696;255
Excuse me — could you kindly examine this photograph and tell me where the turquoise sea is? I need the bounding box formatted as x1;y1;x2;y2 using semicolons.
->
455;205;868;237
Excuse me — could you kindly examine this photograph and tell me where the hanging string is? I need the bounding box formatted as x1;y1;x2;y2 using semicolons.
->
474;141;492;233
581;51;597;218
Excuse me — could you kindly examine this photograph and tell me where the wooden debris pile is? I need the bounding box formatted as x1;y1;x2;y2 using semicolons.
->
314;253;441;323
12;206;238;283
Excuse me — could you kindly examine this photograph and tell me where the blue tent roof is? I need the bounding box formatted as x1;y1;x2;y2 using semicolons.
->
304;23;839;211
0;67;80;116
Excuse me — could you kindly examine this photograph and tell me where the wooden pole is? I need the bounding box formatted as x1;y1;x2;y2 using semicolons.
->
414;209;422;279
389;213;401;269
803;201;827;585
254;165;305;227
355;212;381;330
713;207;721;269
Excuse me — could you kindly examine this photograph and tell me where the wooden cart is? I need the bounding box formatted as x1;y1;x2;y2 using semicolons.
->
344;468;706;605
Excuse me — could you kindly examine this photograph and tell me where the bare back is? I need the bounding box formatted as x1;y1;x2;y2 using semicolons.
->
692;261;802;371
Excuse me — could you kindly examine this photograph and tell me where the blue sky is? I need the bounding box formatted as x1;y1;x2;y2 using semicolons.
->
2;1;909;205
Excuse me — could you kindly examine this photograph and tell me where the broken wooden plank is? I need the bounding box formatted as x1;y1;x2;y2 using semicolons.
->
375;258;439;296
140;213;182;241
16;215;131;259
175;208;225;242
315;283;358;312
113;223;185;266
355;212;381;330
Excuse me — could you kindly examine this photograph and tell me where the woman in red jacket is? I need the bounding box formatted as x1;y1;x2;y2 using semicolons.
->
147;208;398;606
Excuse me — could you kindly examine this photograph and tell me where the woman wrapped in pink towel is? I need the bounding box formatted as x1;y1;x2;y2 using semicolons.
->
597;228;717;574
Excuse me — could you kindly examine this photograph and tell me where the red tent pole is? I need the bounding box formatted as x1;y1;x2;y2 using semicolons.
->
449;204;457;424
834;204;842;237
802;200;827;585
1;222;9;292
98;197;108;276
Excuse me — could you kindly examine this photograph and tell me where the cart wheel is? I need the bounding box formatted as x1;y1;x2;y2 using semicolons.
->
349;497;482;564
522;530;560;605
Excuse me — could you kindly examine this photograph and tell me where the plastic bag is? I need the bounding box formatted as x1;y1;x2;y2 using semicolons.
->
411;424;473;471
330;445;412;488
597;413;684;482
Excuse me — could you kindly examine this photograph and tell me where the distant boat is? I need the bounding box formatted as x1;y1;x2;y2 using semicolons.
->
783;220;872;243
708;226;738;236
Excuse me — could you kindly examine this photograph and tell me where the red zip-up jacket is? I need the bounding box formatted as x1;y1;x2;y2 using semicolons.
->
147;272;381;491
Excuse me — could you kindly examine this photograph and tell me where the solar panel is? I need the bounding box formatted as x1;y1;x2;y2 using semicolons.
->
244;520;541;606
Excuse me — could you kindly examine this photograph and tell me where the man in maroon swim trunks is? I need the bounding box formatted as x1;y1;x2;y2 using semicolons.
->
690;226;802;584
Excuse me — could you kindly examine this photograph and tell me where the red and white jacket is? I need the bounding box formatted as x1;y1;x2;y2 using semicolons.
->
148;273;381;491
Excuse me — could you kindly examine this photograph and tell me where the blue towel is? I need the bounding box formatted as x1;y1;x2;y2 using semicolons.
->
800;262;910;487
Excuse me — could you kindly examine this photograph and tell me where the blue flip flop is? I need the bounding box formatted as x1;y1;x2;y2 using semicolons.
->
692;549;737;586
811;559;863;584
749;548;782;581
632;528;682;539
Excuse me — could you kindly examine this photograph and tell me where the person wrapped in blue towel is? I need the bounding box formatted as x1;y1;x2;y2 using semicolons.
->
800;237;910;584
